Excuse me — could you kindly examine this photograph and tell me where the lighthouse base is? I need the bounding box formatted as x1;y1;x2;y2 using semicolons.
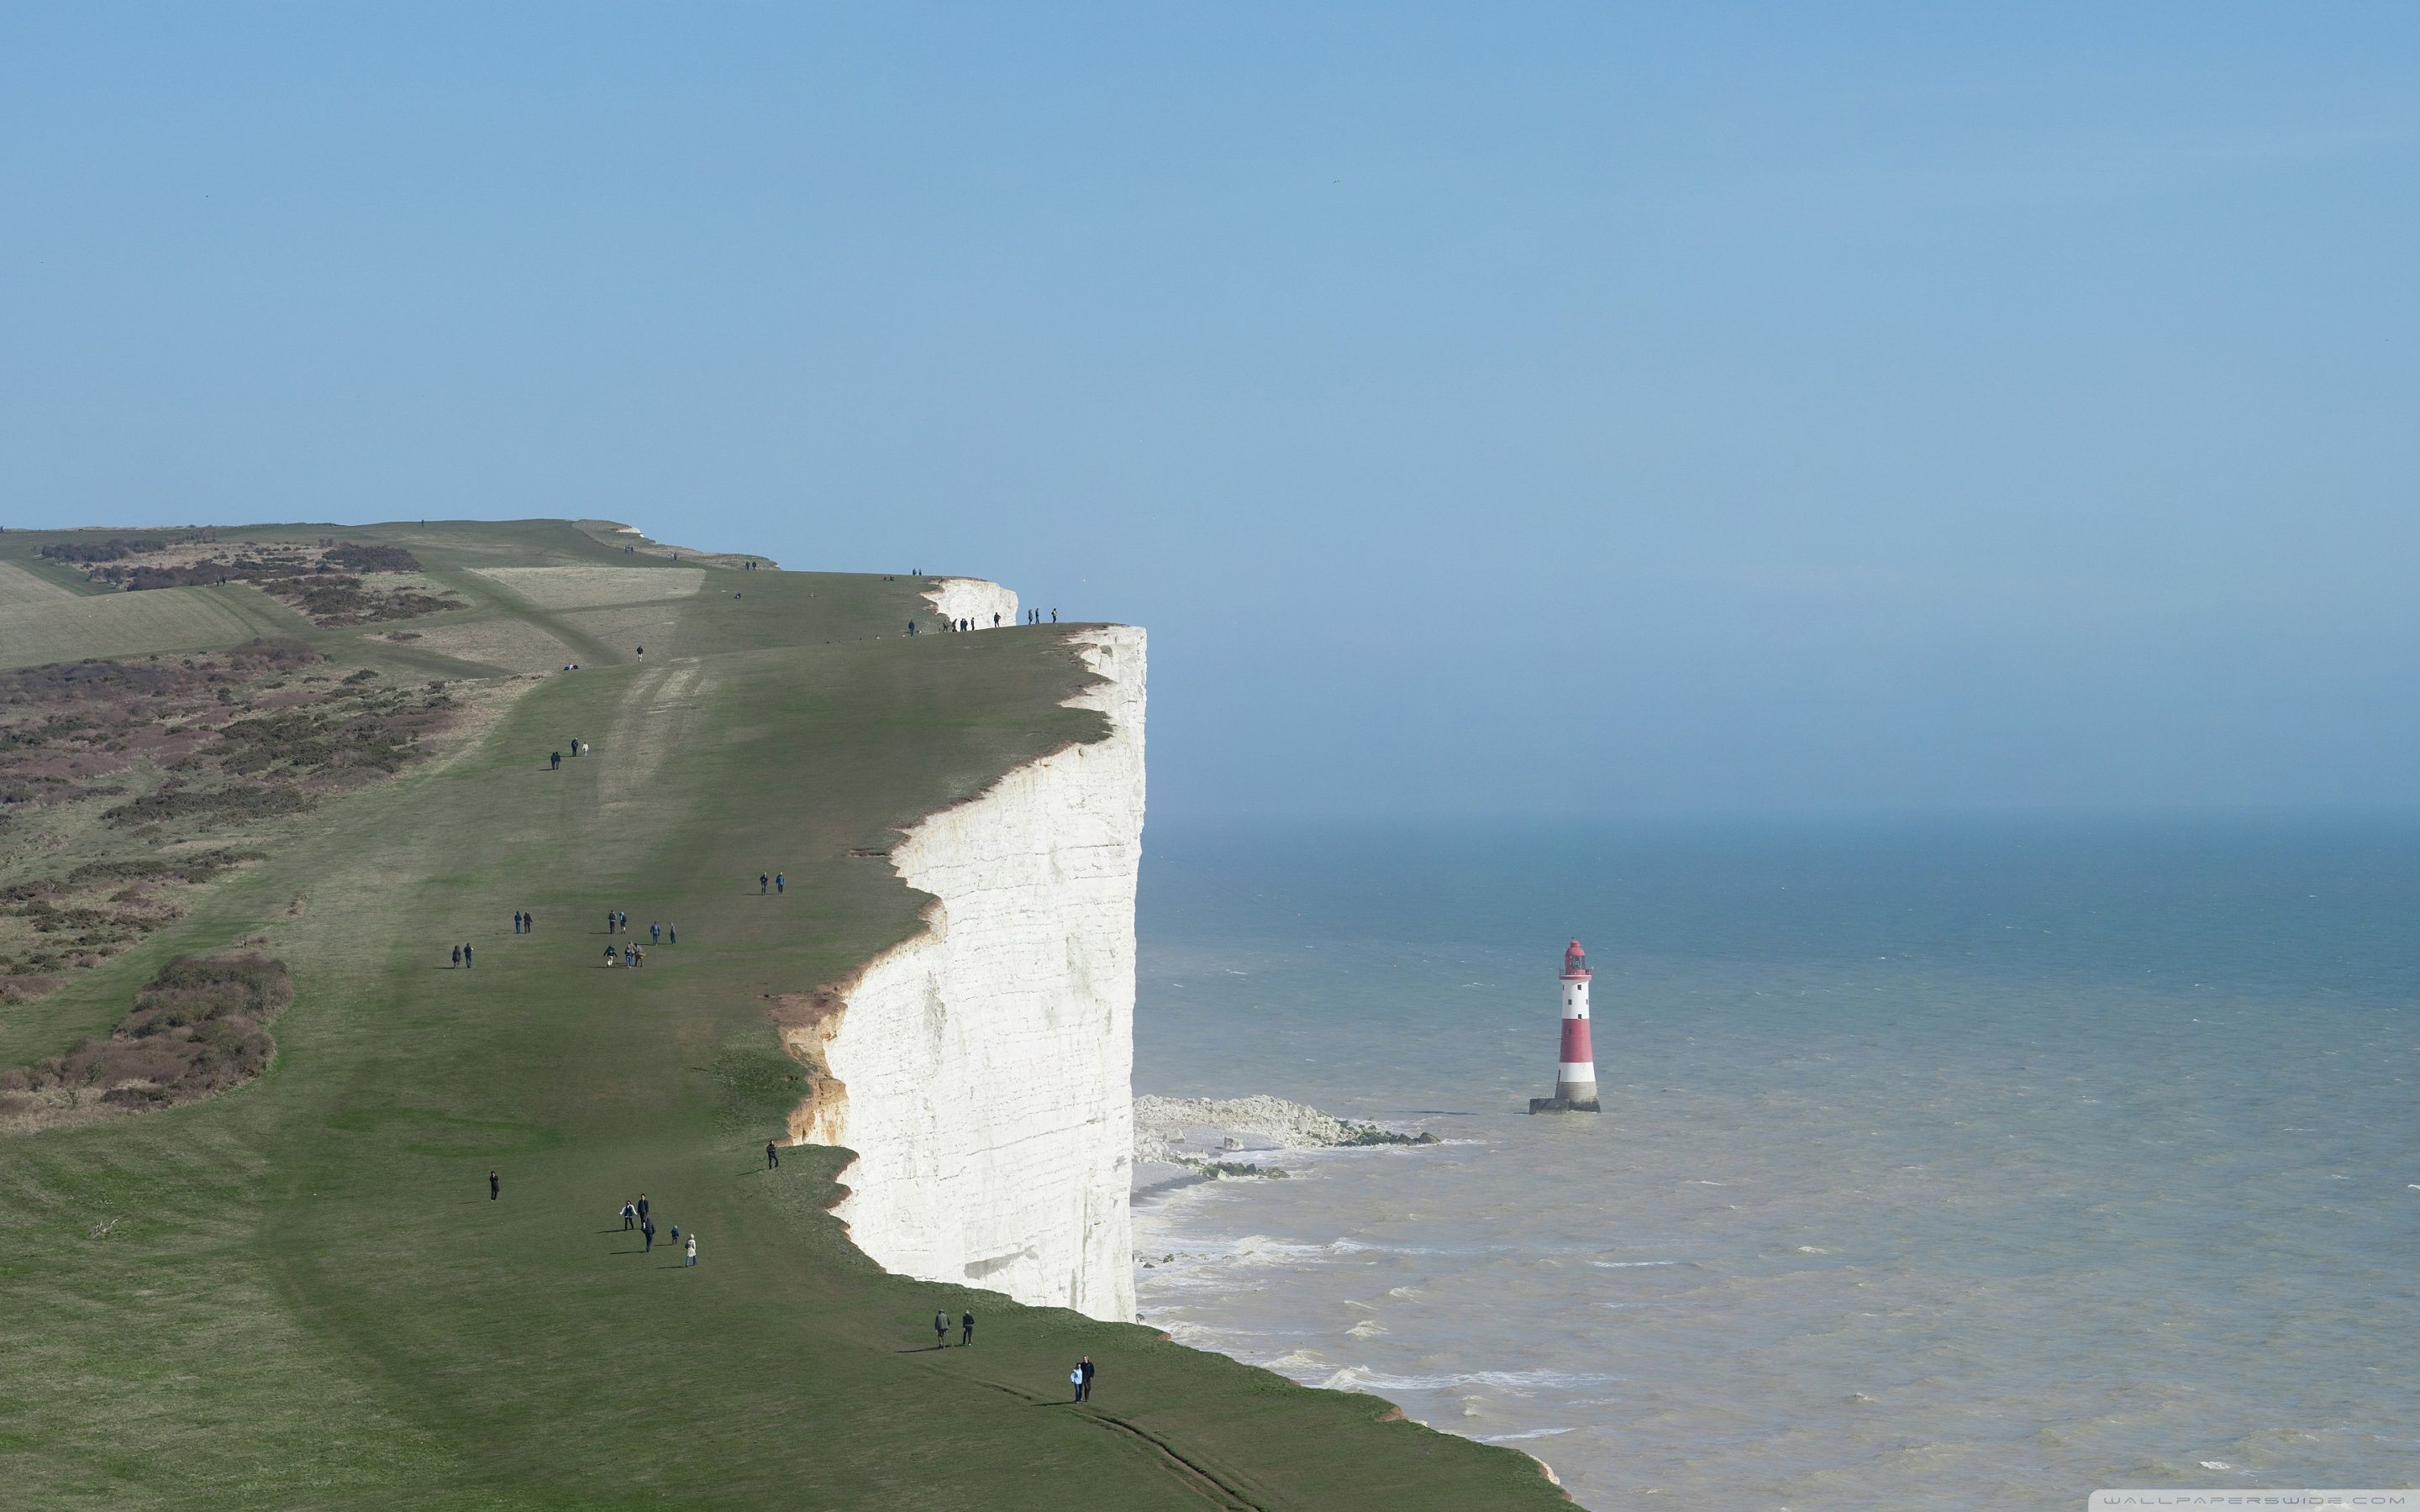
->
1528;1095;1601;1114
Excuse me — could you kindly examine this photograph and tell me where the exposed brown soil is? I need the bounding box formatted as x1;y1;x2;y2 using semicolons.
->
0;953;292;1128
768;987;850;1147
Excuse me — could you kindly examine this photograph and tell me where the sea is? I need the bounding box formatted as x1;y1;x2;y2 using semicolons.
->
1130;816;2419;1510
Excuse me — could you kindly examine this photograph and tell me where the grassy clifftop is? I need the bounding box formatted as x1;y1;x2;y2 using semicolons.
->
0;520;1566;1509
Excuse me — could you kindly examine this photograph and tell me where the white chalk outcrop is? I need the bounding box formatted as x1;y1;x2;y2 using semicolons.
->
789;622;1144;1321
924;576;1018;629
1133;1095;1429;1165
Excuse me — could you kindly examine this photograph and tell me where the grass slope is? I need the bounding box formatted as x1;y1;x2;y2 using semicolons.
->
0;521;1566;1510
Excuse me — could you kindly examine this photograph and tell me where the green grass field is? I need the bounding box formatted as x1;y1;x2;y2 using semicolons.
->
0;522;1566;1509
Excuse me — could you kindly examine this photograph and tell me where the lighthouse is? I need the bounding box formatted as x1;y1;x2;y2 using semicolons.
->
1528;939;1602;1114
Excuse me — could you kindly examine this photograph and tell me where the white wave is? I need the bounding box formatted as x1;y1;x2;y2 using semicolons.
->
1317;1366;1623;1393
1590;1259;1679;1268
1481;1427;1576;1443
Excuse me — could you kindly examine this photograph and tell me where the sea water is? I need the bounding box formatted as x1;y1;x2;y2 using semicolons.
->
1131;818;2420;1509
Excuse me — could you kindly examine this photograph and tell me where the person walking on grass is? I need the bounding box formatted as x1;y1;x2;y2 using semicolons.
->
462;944;473;969
1070;1364;1084;1402
637;1194;650;1224
667;923;676;945
623;1200;637;1231
650;921;660;945
489;1169;500;1200
603;946;618;967
606;910;615;935
524;911;534;933
1079;1356;1095;1401
760;874;769;895
550;751;560;769
452;944;461;968
685;1234;697;1268
765;1141;780;1169
642;1218;655;1252
776;872;785;895
934;1310;950;1349
961;1310;975;1346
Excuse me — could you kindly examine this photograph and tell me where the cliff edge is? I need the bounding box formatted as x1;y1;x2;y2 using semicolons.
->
791;619;1144;1321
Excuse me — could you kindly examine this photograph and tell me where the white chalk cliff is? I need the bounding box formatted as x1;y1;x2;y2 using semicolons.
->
789;619;1144;1322
924;576;1019;629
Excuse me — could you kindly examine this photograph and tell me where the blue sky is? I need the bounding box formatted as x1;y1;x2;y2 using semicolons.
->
4;4;2415;817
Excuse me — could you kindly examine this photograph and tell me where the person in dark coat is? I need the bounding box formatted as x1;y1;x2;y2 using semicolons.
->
642;1218;655;1252
765;1141;780;1169
488;1169;500;1200
452;944;461;968
462;944;473;968
1078;1356;1095;1401
759;874;769;895
961;1310;975;1346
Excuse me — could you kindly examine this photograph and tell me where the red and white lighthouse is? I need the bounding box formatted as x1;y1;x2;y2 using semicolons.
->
1529;939;1602;1113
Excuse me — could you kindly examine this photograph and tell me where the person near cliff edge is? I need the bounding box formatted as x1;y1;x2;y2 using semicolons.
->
961;1310;975;1346
1078;1356;1095;1401
765;1141;780;1169
934;1310;950;1349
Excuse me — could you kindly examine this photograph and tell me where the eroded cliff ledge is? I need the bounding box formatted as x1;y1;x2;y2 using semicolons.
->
786;622;1144;1321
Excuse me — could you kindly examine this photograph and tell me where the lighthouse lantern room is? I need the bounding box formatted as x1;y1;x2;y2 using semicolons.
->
1528;938;1602;1114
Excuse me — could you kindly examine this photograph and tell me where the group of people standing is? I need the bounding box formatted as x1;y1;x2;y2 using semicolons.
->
903;608;1058;637
601;909;676;967
619;1192;699;1267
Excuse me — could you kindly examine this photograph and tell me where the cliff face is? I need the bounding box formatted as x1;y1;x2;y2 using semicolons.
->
791;623;1144;1322
924;577;1019;629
